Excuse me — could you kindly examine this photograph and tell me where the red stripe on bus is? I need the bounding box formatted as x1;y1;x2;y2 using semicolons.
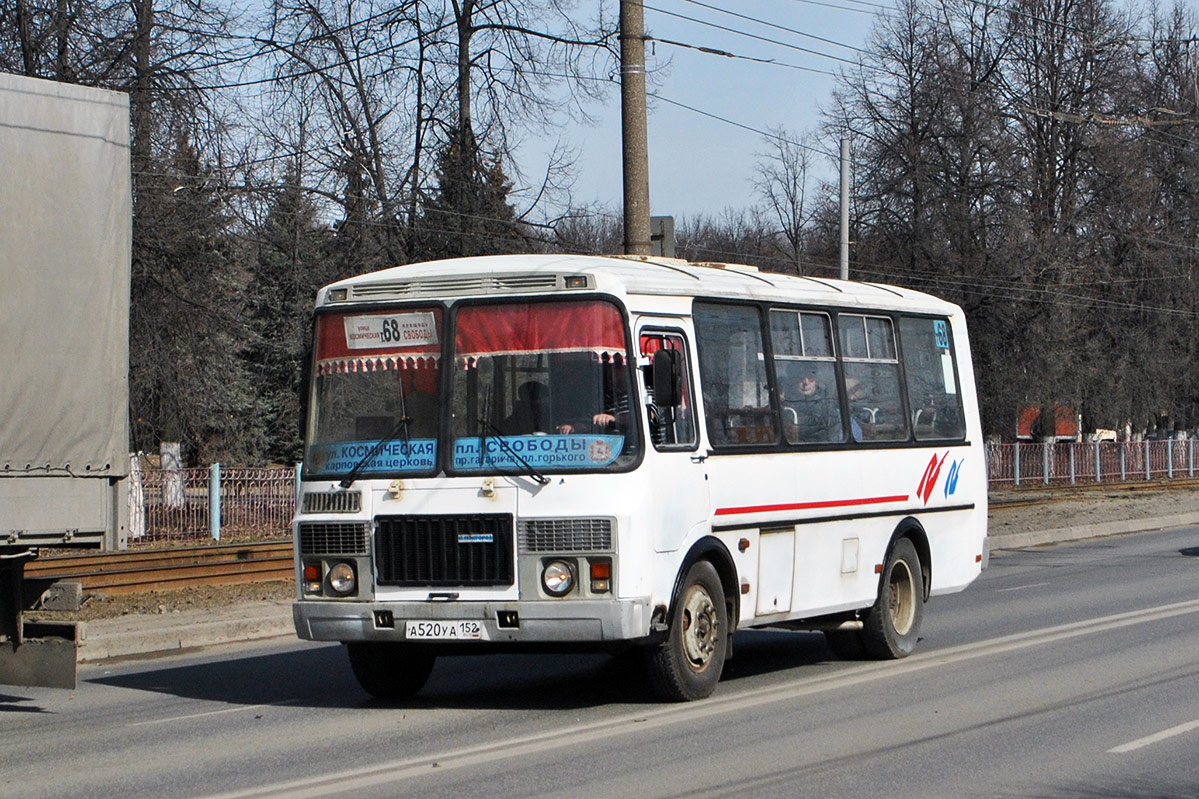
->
714;495;911;517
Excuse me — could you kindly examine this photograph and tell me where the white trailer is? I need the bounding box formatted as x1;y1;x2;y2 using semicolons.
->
0;72;131;688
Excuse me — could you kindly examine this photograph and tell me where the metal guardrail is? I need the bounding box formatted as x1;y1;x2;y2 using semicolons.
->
131;464;296;546
986;440;1199;487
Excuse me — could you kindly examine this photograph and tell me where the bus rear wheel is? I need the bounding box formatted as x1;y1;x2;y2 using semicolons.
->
643;560;727;702
861;537;924;659
346;642;436;700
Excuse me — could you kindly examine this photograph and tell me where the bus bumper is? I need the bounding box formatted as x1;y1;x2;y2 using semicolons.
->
293;596;654;644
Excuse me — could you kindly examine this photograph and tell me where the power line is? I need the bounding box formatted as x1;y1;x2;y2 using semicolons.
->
647;35;839;75
677;0;871;53
782;0;888;16
642;2;865;67
650;92;842;159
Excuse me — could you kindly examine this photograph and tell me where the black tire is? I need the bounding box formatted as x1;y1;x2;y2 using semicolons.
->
823;629;867;660
345;642;436;700
861;537;924;659
643;560;728;702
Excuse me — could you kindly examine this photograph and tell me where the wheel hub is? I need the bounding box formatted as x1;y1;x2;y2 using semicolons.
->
680;586;719;670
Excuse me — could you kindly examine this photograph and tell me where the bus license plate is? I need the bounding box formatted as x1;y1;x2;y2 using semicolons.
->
405;620;487;640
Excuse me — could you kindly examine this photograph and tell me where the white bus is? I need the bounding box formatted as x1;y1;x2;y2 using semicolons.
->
292;254;988;701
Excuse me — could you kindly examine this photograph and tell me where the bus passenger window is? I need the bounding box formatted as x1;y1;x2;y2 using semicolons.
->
900;317;965;440
771;310;843;444
840;314;907;442
778;361;842;443
695;304;777;447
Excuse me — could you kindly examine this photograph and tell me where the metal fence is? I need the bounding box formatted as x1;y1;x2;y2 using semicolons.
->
986;439;1199;487
128;442;1198;543
131;463;297;545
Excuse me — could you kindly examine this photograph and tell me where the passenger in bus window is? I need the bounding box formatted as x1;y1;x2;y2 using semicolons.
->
846;378;872;441
591;366;631;430
780;364;842;443
843;364;907;441
557;365;631;434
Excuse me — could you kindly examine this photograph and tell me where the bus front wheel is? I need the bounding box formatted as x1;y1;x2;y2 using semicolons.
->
861;537;924;659
346;642;436;700
643;560;727;701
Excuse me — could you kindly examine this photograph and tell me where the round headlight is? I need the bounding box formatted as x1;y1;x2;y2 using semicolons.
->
541;559;576;597
327;561;357;596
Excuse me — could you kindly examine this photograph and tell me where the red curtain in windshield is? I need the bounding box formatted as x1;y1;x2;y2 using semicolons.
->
315;308;443;375
455;301;626;360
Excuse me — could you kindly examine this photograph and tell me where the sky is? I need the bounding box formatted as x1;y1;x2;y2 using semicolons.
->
524;0;883;222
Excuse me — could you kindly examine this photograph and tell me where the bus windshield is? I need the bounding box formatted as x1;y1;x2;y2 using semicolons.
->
306;306;444;478
304;298;640;479
449;299;640;474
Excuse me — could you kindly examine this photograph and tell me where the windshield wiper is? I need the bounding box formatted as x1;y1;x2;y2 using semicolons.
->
339;374;417;489
477;416;549;485
338;416;413;489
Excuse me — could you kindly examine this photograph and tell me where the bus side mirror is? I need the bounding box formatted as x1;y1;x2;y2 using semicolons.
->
652;349;682;408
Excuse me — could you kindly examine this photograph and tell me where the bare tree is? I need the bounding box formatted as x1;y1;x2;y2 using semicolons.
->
0;0;129;82
754;127;822;274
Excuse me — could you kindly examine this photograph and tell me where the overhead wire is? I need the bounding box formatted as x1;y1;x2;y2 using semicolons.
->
678;0;872;53
782;0;888;16
650;92;842;159
646;35;839;75
642;2;867;67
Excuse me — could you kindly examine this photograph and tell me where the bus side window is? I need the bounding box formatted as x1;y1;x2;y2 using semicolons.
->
640;331;696;449
900;316;965;440
694;304;777;447
840;314;908;442
771;309;844;445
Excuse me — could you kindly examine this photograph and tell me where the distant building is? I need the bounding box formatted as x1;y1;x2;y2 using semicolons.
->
1016;405;1079;442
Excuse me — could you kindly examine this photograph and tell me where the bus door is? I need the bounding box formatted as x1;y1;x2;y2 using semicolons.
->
636;321;709;553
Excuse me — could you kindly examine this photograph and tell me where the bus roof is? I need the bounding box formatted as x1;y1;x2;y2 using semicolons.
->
320;254;960;315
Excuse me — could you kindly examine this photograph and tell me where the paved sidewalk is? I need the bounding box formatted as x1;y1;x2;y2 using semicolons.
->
80;600;295;663
987;510;1199;552
76;510;1199;664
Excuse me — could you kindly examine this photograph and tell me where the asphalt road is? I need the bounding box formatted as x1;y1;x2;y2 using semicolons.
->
4;526;1198;799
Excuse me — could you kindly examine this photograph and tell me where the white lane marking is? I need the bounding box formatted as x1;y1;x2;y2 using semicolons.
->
130;704;272;726
1109;719;1199;753
195;598;1199;799
996;582;1052;593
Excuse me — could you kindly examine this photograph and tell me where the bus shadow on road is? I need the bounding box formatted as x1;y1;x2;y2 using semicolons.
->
720;629;841;682
87;646;660;710
86;630;841;710
88;644;374;709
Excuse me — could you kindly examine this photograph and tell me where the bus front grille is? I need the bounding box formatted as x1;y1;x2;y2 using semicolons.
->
299;522;370;556
520;519;613;552
375;514;514;587
301;491;362;514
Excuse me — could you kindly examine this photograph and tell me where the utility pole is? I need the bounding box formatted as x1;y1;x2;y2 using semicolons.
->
839;137;849;280
620;0;651;256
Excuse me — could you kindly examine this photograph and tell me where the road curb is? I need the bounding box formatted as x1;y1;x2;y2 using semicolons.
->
79;602;294;662
989;512;1199;552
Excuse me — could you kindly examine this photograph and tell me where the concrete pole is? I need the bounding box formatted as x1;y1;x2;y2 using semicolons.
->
840;137;850;280
620;0;651;256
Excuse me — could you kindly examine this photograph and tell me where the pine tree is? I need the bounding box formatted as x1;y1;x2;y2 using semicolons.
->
246;165;333;463
129;130;260;464
417;126;524;260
